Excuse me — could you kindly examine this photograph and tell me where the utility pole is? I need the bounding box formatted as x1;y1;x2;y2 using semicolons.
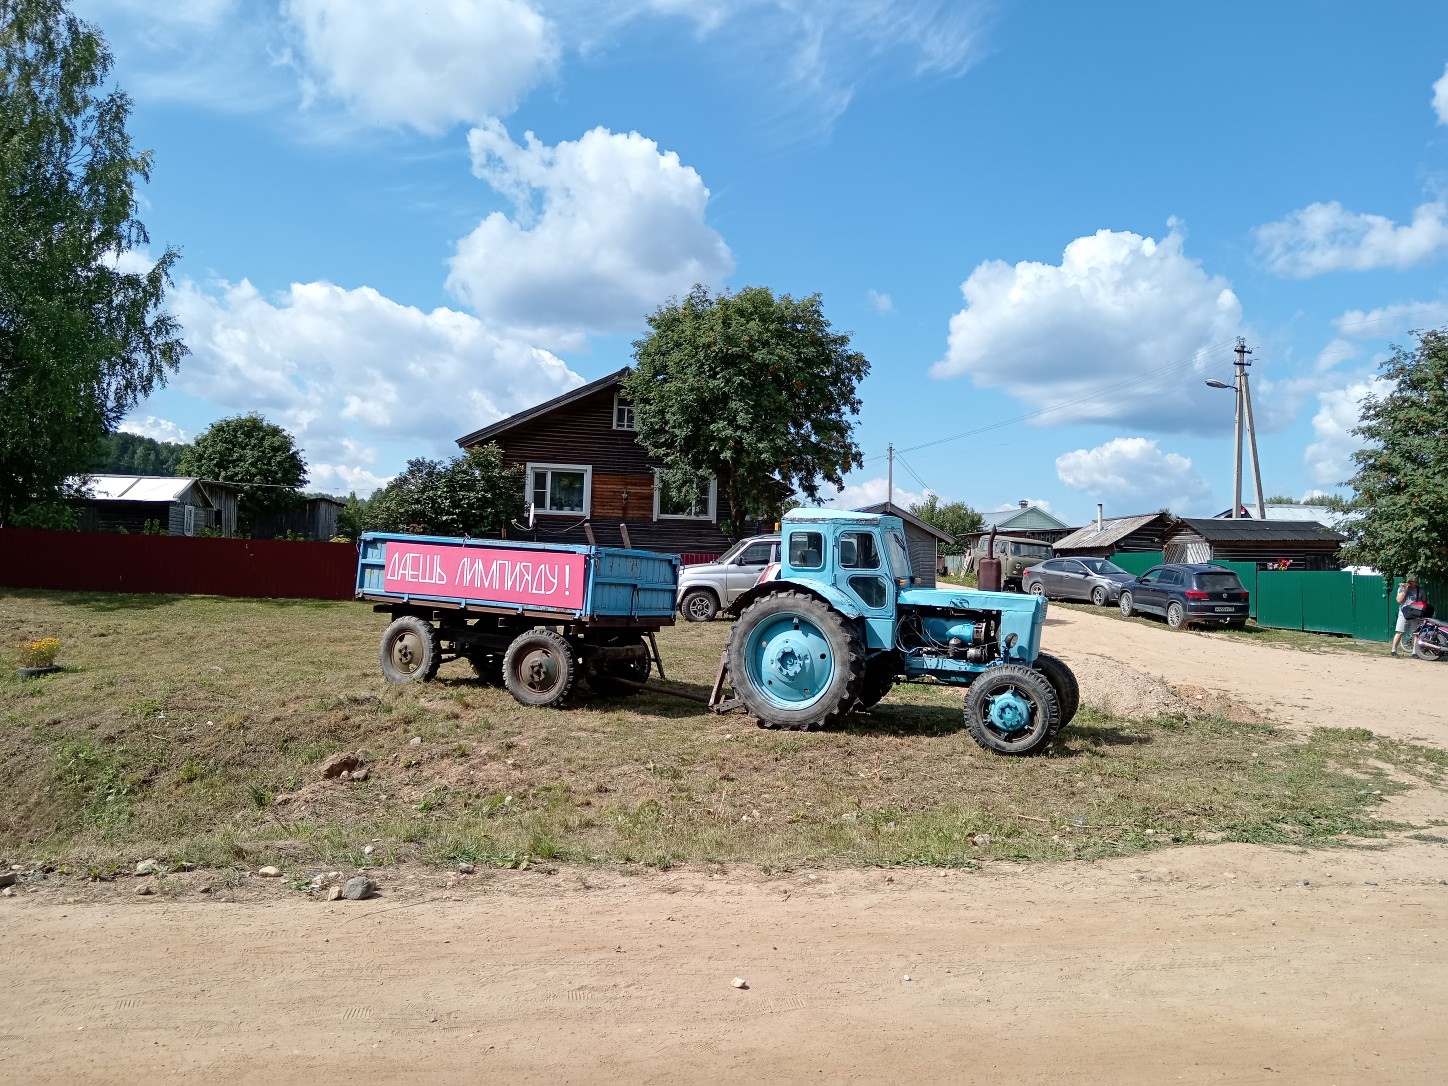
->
1237;341;1267;520
887;444;894;510
1231;342;1245;519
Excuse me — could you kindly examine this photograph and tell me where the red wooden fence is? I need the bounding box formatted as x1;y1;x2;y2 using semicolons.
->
0;529;358;601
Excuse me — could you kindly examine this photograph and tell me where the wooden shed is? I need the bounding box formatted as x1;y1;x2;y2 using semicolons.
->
76;475;239;537
853;500;955;589
251;496;346;541
1164;518;1345;570
1051;512;1173;559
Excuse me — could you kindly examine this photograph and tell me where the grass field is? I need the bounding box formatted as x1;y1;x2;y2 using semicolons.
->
3;589;1444;875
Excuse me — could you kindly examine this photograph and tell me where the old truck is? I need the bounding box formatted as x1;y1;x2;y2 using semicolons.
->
356;532;678;707
719;508;1077;755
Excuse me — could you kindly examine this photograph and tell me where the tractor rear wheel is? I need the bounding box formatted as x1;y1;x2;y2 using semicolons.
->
1032;652;1079;732
728;590;864;731
963;665;1061;755
502;629;577;708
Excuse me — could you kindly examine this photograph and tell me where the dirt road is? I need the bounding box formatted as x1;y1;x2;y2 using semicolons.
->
1047;606;1448;748
3;614;1447;1083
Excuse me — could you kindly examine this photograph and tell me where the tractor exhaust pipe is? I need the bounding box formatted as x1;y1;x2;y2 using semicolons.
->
978;526;1002;592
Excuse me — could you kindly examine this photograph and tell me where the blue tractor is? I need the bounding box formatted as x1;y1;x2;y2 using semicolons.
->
721;508;1078;755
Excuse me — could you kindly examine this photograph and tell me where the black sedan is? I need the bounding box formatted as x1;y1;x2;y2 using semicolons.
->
1118;563;1250;630
1022;557;1137;605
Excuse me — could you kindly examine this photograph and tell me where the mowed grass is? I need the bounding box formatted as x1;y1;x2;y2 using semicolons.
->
2;589;1444;875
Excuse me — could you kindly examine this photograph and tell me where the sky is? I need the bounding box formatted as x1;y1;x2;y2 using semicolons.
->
75;0;1448;525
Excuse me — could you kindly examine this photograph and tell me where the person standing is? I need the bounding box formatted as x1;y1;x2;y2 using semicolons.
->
1390;574;1427;658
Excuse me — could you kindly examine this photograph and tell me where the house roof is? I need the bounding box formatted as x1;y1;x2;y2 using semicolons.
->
1213;503;1348;529
1170;517;1345;544
852;501;956;543
1052;512;1168;551
84;475;207;502
455;367;629;448
977;504;1071;532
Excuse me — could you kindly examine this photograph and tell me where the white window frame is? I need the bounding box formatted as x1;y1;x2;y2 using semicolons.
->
652;471;717;521
526;462;592;516
612;393;636;431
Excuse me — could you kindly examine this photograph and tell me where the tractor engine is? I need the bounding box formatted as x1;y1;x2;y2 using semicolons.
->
898;607;998;664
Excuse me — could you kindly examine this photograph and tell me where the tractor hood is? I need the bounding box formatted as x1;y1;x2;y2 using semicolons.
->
900;587;1047;663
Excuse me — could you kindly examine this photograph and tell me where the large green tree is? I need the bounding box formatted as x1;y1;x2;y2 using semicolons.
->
1338;327;1448;579
179;414;307;532
0;0;186;526
366;444;523;539
626;285;869;537
95;431;187;475
909;494;983;555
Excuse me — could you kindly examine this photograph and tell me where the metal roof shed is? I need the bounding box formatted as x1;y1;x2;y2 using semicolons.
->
1164;518;1345;570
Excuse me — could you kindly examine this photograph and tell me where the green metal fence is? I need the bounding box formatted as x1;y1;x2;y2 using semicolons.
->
1109;550;1163;576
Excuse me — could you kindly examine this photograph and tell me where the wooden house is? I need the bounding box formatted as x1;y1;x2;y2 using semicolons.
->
965;501;1075;551
852;501;954;589
76;475;239;537
1164;517;1345;570
456;368;769;557
1051;512;1173;559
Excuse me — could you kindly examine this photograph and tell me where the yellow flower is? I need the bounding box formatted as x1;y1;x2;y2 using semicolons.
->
18;638;60;668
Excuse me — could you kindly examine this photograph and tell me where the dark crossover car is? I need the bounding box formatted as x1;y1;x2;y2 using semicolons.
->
1022;557;1137;605
1118;563;1250;630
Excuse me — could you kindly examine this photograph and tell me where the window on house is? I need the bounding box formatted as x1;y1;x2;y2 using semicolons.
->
654;473;716;520
528;463;591;515
613;394;635;431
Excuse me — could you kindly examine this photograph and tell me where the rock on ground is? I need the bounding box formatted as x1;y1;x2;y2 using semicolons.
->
319;752;360;780
343;876;373;901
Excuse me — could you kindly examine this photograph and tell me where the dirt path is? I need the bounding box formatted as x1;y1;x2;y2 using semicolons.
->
1045;606;1448;747
4;615;1448;1083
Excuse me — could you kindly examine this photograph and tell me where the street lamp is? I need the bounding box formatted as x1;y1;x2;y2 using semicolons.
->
1204;339;1266;520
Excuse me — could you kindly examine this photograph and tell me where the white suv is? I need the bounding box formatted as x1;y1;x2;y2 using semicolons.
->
676;535;781;621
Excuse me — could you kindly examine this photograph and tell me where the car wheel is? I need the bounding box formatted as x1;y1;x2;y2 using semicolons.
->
1028;581;1046;597
1090;585;1107;607
680;589;719;622
1166;602;1186;630
1119;592;1134;618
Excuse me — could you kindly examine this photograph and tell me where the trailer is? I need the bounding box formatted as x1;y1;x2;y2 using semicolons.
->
356;532;679;707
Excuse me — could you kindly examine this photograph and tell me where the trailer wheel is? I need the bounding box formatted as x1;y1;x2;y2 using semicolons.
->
584;634;650;697
502;629;577;708
963;665;1060;756
1032;651;1079;732
728;590;864;731
855;653;898;711
467;651;505;686
379;616;440;684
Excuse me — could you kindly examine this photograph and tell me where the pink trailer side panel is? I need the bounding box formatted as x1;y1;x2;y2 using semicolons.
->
382;541;588;611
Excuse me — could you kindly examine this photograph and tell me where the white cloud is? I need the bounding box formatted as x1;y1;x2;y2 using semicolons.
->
282;0;558;133
1304;378;1386;487
1434;64;1448;125
119;416;189;444
824;477;926;510
1334;300;1447;338
932;224;1243;431
308;463;392;498
1056;438;1212;514
1254;201;1448;277
447;121;734;347
169;276;583;490
867;289;894;314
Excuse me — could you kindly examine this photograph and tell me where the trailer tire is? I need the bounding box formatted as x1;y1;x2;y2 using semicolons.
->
502;629;577;708
1032;651;1079;732
380;616;441;684
728;590;864;731
584;634;650;697
963;665;1060;756
855;653;898;711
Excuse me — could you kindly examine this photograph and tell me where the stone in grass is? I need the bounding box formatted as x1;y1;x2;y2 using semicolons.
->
135;884;155;896
343;876;373;901
257;866;283;878
135;859;163;876
320;752;360;780
457;862;476;875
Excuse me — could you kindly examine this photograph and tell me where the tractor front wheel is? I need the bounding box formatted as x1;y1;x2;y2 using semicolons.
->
728;590;864;731
963;665;1061;755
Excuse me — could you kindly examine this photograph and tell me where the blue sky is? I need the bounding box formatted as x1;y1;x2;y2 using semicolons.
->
79;0;1448;525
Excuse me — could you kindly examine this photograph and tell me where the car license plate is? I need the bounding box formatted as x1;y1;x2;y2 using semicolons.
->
1214;606;1235;612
